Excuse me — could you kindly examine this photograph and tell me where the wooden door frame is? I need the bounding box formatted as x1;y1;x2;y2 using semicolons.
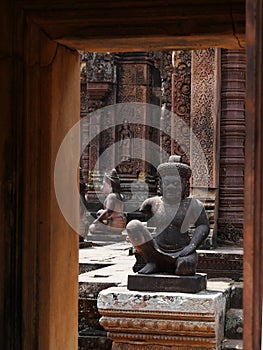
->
13;0;261;348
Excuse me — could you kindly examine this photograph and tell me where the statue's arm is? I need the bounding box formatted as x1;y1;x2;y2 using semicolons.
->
94;208;112;223
190;207;210;247
178;200;210;257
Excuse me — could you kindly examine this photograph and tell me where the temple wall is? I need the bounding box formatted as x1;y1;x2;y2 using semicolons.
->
80;49;247;247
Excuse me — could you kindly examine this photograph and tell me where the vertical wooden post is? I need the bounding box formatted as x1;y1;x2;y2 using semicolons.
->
244;0;263;349
23;22;79;350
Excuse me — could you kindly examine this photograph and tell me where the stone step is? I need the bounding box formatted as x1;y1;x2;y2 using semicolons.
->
78;329;112;350
225;308;243;339
221;338;243;349
196;248;243;280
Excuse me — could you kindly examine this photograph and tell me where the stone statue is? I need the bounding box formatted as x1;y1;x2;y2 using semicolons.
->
126;156;210;275
89;169;127;234
119;120;133;161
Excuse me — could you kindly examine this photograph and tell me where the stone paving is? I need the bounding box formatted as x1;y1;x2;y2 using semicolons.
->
78;241;243;350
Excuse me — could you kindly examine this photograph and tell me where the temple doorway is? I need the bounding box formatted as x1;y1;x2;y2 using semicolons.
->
78;49;245;348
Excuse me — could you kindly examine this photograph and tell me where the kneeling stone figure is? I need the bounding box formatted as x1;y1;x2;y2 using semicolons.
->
126;156;210;276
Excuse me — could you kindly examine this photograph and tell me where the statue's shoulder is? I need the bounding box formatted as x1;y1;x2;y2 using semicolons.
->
188;196;205;207
186;196;207;218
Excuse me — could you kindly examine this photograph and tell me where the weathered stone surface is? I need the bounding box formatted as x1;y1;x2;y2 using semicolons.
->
196;248;243;280
98;286;228;349
87;232;127;243
225;309;243;340
127;273;207;293
112;344;219;350
221;338;243;350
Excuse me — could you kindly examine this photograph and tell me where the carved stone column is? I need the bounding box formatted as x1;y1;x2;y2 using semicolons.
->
152;50;191;164
80;52;115;214
190;49;221;248
218;49;246;246
115;53;161;210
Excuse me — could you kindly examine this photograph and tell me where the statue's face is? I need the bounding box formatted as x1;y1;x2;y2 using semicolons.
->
161;174;182;203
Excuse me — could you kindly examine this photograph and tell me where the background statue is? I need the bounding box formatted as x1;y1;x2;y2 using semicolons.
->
126;155;210;275
119;120;133;161
89;169;127;234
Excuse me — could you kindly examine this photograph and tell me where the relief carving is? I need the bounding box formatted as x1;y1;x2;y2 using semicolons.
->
191;49;218;188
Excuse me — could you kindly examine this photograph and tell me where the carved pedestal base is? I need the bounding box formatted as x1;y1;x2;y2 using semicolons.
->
127;273;207;293
98;286;227;350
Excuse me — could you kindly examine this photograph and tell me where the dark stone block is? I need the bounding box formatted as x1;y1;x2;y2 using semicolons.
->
127;273;207;293
197;250;243;281
230;283;243;309
78;329;112;350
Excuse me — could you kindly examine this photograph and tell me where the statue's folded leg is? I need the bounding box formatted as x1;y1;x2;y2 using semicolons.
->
126;219;152;246
175;252;198;276
126;220;175;274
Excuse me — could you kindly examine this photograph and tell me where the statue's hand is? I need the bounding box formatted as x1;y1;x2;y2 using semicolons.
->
178;243;196;257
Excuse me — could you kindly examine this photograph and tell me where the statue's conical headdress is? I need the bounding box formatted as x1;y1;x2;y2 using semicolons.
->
157;155;192;180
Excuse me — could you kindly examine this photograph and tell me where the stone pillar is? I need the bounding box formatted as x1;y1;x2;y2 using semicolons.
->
80;52;116;214
80;52;162;218
115;53;161;211
190;49;221;248
152;50;191;164
171;50;191;164
98;286;228;350
218;49;246;246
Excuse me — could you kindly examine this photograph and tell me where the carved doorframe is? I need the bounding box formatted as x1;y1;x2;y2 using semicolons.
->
12;1;262;349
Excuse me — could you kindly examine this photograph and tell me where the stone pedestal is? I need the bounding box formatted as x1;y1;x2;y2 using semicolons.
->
127;273;207;293
98;286;227;350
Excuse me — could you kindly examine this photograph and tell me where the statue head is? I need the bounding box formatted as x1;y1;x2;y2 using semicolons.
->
157;155;191;200
104;168;122;196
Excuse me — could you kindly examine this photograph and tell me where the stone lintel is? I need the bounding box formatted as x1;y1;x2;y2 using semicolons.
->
127;273;207;293
86;81;113;100
98;286;228;349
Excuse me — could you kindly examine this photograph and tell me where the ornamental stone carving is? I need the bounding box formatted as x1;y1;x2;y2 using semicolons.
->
97;286;227;350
